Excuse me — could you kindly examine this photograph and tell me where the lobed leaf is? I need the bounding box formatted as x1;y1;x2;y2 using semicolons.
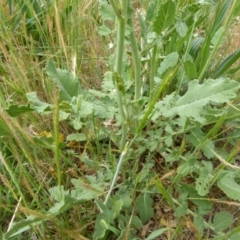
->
99;1;115;21
195;161;213;196
97;25;113;36
158;52;179;76
26;92;52;114
153;0;176;35
45;60;81;102
162;78;240;123
145;1;158;23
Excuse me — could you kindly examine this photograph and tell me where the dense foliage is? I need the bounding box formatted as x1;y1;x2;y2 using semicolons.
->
1;0;240;239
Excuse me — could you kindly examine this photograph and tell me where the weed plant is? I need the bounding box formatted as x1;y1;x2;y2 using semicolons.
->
1;0;240;239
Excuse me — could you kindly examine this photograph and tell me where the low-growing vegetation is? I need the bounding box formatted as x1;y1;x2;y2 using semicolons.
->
1;0;240;239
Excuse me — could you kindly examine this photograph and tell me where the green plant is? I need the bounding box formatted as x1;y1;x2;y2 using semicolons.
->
2;0;240;239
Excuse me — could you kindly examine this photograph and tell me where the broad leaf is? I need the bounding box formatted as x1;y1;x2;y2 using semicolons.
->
184;60;198;79
153;0;176;35
194;215;204;236
213;211;233;232
218;172;240;201
93;199;115;240
176;21;188;37
46;60;81;102
99;1;115;21
136;192;154;224
161;78;240;123
71;179;104;200
131;216;143;230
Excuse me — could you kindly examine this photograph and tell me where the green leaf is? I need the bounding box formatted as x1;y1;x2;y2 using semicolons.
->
158;52;179;76
71;179;104;200
177;158;198;177
97;25;112;36
49;185;69;202
59;110;70;120
213;211;233;232
136;192;154;224
93;214;108;240
194;215;204;236
212;49;240;78
211;26;225;48
176;192;188;218
137;11;147;39
26;92;52;114
187;128;215;159
110;199;123;219
218;172;240;201
67;133;86;141
153;0;176;35
145;228;168;240
184;60;198;79
176;21;188;37
93;199;114;240
161;78;240;123
48;195;76;215
80;100;93;117
196;161;213;196
190;37;205;59
146;1;158;23
70;118;82;130
102;71;115;92
4;216;44;239
45;60;81;102
181;184;213;215
99;1;115;21
0;119;12;137
5;104;33;117
131;216;143;230
164;135;173;147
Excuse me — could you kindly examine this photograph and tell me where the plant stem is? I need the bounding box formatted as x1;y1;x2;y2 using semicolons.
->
110;0;128;151
137;67;178;133
149;46;157;102
53;94;61;186
104;142;129;205
127;11;141;101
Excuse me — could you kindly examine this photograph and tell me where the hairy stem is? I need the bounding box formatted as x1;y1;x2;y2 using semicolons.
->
128;10;141;101
110;0;128;151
